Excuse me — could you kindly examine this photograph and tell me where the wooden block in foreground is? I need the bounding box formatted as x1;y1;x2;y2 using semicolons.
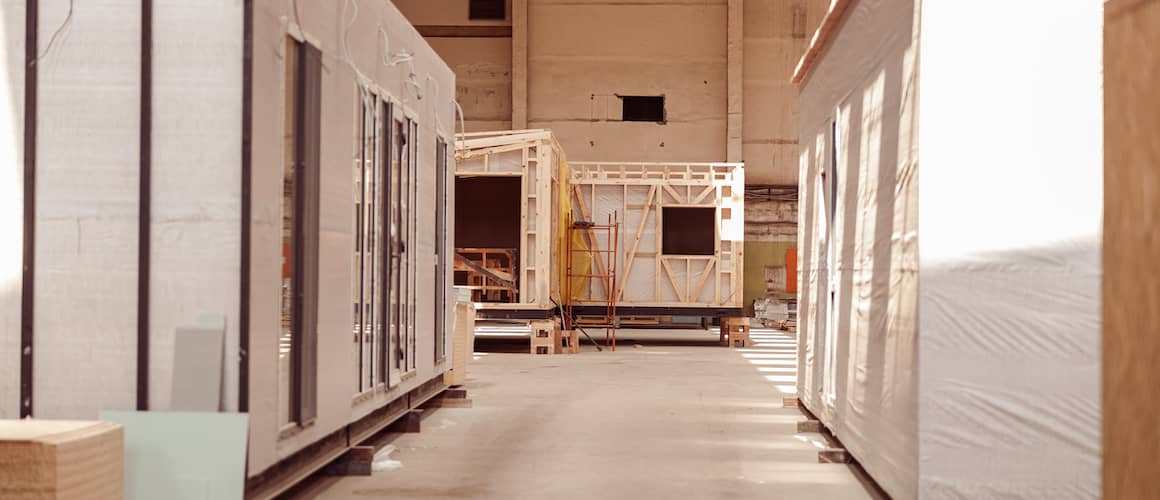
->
0;420;124;499
819;448;851;464
783;397;800;408
796;419;823;433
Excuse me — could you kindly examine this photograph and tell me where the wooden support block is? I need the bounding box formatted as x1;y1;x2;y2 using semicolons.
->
797;419;823;433
783;397;800;408
389;410;424;433
322;445;374;476
818;448;851;464
559;330;580;354
444;388;468;399
426;397;473;408
530;320;560;354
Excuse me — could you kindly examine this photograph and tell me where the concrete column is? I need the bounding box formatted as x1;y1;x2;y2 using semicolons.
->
726;0;743;162
512;0;529;130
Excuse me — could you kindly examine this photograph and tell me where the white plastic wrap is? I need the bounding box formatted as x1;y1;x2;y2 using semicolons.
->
798;1;1102;499
917;2;1102;498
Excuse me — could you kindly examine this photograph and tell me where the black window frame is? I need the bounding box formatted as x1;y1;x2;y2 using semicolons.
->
289;39;322;425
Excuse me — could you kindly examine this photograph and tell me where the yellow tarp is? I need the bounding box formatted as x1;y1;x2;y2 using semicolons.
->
555;160;591;302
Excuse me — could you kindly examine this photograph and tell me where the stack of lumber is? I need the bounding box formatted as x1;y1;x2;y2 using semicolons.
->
0;420;124;499
445;286;477;386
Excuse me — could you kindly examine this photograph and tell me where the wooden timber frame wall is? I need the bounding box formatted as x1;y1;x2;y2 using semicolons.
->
569;162;744;310
455;130;566;313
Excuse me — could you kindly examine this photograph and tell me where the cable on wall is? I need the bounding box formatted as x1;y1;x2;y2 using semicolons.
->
35;0;74;63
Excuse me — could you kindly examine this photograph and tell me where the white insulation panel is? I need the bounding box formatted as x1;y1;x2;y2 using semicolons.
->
149;0;242;411
797;1;919;497
798;1;1102;499
917;2;1102;498
33;0;140;419
0;0;26;419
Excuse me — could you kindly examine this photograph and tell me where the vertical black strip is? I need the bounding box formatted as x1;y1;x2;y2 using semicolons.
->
239;0;253;413
137;0;153;412
20;0;38;419
379;102;391;385
296;42;322;423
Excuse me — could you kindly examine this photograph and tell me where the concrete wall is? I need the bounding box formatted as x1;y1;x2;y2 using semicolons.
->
743;0;828;184
797;0;920;498
429;37;512;132
394;0;512;132
527;0;727;162
1104;1;1160;497
393;0;826;182
248;0;456;476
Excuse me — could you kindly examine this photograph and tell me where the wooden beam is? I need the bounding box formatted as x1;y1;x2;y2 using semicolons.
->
791;0;856;85
692;184;716;205
661;183;684;204
660;258;684;303
615;186;656;301
416;25;513;38
690;259;717;303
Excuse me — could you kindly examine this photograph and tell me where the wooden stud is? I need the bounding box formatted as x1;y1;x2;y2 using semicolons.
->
690;259;717;303
660;259;684;302
783;397;800;408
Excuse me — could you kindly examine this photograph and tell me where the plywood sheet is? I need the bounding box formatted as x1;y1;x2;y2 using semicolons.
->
0;420;124;500
1103;1;1160;497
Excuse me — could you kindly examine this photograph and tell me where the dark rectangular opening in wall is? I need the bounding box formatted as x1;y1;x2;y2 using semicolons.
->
662;207;715;255
455;177;520;248
621;95;665;122
455;176;521;302
469;0;506;20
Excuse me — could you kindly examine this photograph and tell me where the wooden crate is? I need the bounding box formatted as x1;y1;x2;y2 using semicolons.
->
0;420;124;500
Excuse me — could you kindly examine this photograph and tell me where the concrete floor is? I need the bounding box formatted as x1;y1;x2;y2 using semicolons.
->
291;328;877;499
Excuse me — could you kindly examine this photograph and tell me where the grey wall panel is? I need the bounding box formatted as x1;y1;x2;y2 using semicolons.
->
33;0;141;418
247;0;456;476
0;0;26;419
149;0;242;411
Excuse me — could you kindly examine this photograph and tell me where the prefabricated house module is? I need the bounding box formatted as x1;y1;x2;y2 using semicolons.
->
454;129;568;319
567;162;745;317
793;1;1102;499
0;1;457;497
